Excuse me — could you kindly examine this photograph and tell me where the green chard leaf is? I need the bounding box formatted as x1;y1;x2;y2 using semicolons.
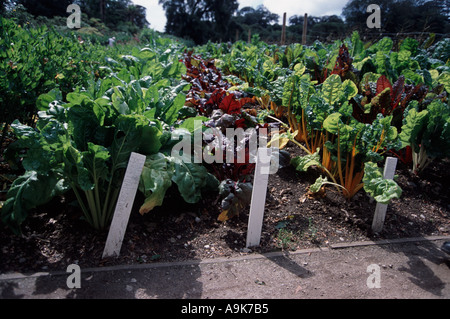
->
399;108;429;149
1;170;68;234
322;74;342;105
171;157;210;204
363;162;402;205
139;153;174;215
291;150;322;172
79;143;110;191
310;176;328;193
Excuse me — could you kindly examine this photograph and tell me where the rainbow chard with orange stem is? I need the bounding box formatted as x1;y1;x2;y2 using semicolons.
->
286;109;402;201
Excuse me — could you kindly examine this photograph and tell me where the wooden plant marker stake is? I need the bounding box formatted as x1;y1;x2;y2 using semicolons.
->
302;13;308;45
281;12;287;45
246;148;272;248
371;157;398;233
102;152;146;259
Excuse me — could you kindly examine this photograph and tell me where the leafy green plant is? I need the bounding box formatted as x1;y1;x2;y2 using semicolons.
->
0;18;108;131
362;162;402;205
276;106;401;201
275;227;298;251
139;151;219;214
2;94;164;233
1;42;194;233
399;100;450;174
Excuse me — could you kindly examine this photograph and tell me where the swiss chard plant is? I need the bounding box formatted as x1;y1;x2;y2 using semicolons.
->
1;47;195;233
287;110;401;201
399;100;450;174
181;52;283;222
138;151;219;215
271;72;402;202
2;91;165;233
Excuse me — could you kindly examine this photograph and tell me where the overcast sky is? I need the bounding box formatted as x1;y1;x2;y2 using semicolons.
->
132;0;350;32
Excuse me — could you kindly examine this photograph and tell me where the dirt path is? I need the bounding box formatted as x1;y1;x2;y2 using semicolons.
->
1;238;449;300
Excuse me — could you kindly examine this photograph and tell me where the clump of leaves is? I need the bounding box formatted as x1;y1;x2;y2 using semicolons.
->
353;74;428;127
331;44;358;82
182;51;265;222
399;100;450;174
363;162;402;205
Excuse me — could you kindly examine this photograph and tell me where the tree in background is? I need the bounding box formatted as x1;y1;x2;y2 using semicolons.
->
288;14;346;43
16;0;73;17
159;0;239;44
210;0;239;41
232;5;280;43
0;0;13;14
310;15;346;41
5;0;149;34
76;0;149;31
342;0;449;35
236;5;279;28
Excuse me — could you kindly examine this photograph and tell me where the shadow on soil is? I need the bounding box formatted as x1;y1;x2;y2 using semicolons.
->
1;239;449;299
0;261;205;299
376;239;450;297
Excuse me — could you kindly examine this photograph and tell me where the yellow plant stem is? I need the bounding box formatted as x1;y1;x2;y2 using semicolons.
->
372;129;386;153
322;132;333;171
301;109;308;140
342;129;365;199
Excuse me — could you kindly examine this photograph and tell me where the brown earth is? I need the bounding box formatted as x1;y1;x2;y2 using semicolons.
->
1;141;449;275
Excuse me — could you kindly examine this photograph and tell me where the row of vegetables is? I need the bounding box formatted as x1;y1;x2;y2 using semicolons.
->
1;19;271;233
198;33;450;202
1;17;449;234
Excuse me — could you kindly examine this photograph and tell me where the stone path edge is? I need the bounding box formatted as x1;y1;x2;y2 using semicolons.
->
1;235;449;281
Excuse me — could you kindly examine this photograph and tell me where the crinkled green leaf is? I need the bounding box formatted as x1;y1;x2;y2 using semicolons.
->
376;37;394;54
1;170;68;234
36;89;62;111
171;157;209;204
178;116;208;133
323;113;352;136
310;176;328;193
323;113;342;134
340;79;358;101
163;93;187;125
291;150;321;172
422;100;450;159
363;162;402;204
438;72;450;94
67;100;105;151
111;114;146;170
399;108;429;149
138;120;163;156
294;62;306;76
400;38;419;55
139;153;174;214
11;120;68;173
79;143;110;191
322;74;342;105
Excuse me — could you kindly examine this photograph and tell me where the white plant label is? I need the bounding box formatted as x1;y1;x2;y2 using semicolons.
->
102;152;146;258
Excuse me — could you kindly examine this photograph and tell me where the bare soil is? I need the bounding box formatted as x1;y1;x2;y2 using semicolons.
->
1;140;449;274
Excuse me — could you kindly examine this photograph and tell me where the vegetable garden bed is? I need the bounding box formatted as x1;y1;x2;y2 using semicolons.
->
0;145;449;273
1;18;449;273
